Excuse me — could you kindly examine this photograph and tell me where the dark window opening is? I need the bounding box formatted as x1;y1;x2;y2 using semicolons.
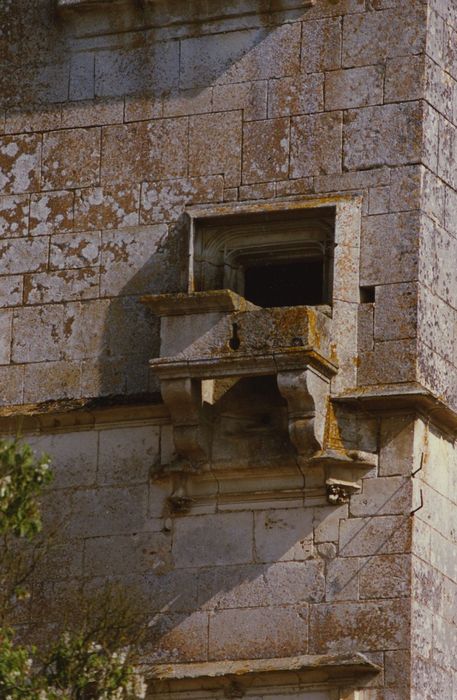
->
244;259;325;308
360;285;375;303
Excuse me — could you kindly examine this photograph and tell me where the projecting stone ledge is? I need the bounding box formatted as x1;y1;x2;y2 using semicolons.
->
145;653;381;689
57;0;315;8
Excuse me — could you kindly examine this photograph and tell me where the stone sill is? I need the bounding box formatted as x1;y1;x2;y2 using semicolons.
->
145;653;381;687
334;382;457;434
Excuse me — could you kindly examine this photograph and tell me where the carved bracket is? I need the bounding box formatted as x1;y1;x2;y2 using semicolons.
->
276;368;329;465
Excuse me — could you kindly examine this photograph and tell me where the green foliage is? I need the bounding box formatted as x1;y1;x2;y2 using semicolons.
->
0;440;52;540
0;439;147;700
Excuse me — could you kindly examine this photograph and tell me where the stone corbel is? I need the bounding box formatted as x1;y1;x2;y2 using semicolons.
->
160;377;209;473
276;368;329;465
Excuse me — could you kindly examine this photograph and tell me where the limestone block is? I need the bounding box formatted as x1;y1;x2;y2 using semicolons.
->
61;99;124;129
374;282;418;342
0;310;12;364
61;299;109;360
97;425;159;486
0;134;41;195
208;605;309;660
309;599;409;653
379;415;416;477
360;212;419;287
429;224;457;309
438;114;457;189
422;168;445;224
80;355;149;397
105;296;157;360
142;569;199;613
418;288;455;362
239;182;275;200
389;165;422;213
27;430;98;489
34;542;84;582
290;112;342;178
100;225;168;297
359;338;417;386
343;103;422;170
41;128;101;190
443;181;457;236
313;504;348;543
302;17;342;73
339;515;411;557
358;303;374;352
275;177;313;197
23;268;100;305
68;485;150;538
124;94;162;122
50;231;100;270
427;6;445;66
359;554;411;599
350;476;412;517
74;185;140;230
29;190;74;236
242;118;289;184
23;361;81;404
426;57;454;123
385;55;426;103
69;52;95;102
411;600;433;660
0;365;23;405
268;74;323;118
325;556;360;602
101;118;188;185
198;560;325;609
445;22;457;80
189;111;242;187
12;305;64;363
316;167;390;195
0;275;23;308
0;194;29;237
254;508;314;562
342;6;425;68
180;24;301;89
83;531;172;577
140;176;224;224
5;104;62;135
325;66;383;111
145;610;208;663
94;42;179;98
213;81;267;121
164;87;213;118
422;103;439;172
172;512;253;568
368;186;390;215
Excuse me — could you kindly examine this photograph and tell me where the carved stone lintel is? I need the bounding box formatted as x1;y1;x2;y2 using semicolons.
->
277;369;329;462
161;378;209;472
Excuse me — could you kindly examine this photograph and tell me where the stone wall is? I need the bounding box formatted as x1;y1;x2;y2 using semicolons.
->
1;1;457;699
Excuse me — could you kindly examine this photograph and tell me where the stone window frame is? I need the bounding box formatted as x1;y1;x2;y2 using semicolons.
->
191;207;335;309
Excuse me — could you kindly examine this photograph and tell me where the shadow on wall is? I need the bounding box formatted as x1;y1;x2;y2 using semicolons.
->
0;0;304;108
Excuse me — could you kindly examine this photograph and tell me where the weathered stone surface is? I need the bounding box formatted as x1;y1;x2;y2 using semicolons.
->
97;425;159;485
74;185;140;230
173;512;253;568
24;268;100;305
302;17;342;73
290;112;342;178
343;103;422;170
101;118;188;185
30;190;74;236
209;606;309;660
360;212;419;287
50;231;100;270
180;24;301;89
254;509;313;562
374;283;418;342
0;237;49;275
309;599;410;653
325;66;383;110
0;134;41;194
339;515;411;557
213;81;267;121
0;194;29;237
189;111;242;187
268;74;323;117
140;176;224;224
242;118;289;183
41;128;101;190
